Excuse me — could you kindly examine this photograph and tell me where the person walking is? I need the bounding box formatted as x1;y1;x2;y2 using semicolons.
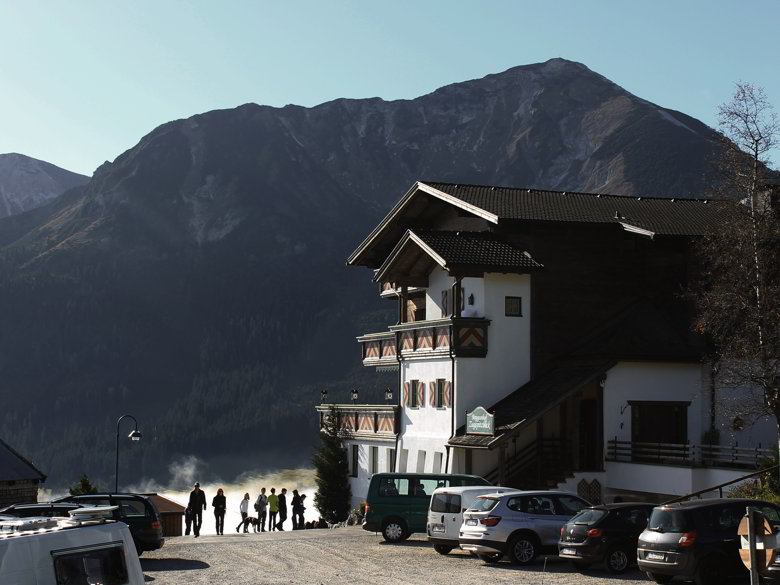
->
212;488;226;535
291;490;301;530
267;488;279;531
295;494;306;530
188;482;207;538
236;492;250;533
255;487;268;532
184;506;193;536
276;488;288;531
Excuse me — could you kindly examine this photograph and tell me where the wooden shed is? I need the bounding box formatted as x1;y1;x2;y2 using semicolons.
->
0;437;46;508
144;493;186;537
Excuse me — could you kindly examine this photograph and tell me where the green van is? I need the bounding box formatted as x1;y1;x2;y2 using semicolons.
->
363;473;491;542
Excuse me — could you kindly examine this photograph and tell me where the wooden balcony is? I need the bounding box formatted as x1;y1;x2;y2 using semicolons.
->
606;439;774;470
357;317;490;367
316;404;399;441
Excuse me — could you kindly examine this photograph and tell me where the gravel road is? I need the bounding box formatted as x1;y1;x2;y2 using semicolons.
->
141;526;656;584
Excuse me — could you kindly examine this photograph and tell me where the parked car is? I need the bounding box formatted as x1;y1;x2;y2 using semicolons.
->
637;498;780;585
0;507;145;585
55;493;164;555
558;502;655;573
363;472;491;542
459;490;591;564
427;486;513;554
0;502;90;518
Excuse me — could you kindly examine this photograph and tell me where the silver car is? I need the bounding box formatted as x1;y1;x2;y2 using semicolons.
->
459;490;590;564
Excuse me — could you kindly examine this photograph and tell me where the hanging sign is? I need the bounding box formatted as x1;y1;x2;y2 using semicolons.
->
466;406;494;435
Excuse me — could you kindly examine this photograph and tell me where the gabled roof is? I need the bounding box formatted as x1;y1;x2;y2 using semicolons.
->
374;230;542;285
0;437;46;483
348;181;731;268
448;361;613;449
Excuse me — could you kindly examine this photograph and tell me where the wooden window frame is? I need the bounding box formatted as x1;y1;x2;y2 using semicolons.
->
505;296;523;317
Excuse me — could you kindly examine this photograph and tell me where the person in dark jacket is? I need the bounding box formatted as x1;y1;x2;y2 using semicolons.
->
276;488;288;531
290;490;301;530
184;506;193;535
212;488;226;535
292;492;306;530
188;482;207;537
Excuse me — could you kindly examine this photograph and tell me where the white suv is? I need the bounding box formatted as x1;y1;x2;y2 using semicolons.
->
427;486;513;554
459;490;590;564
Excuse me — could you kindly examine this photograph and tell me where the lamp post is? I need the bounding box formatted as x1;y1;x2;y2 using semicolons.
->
115;415;142;492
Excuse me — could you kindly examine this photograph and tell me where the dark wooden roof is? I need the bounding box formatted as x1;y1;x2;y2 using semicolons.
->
448;361;613;449
349;181;732;268
375;230;542;284
0;437;46;483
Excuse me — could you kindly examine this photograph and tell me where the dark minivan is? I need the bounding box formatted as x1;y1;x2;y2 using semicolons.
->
56;493;164;555
637;498;780;585
559;502;655;573
363;473;490;542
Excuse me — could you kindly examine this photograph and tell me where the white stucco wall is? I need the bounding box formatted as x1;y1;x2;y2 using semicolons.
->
602;362;706;446
455;273;531;428
343;438;398;508
425;267;485;319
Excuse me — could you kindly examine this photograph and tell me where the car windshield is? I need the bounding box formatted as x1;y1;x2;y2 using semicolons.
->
572;508;608;525
469;497;499;512
647;508;691;533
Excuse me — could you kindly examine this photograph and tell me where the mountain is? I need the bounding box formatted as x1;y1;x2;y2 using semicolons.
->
0;153;89;219
0;59;724;488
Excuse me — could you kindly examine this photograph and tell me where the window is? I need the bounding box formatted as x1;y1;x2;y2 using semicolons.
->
54;545;128;585
436;379;445;408
630;401;689;445
378;477;409;496
350;444;358;478
433;451;444;473
411;478;438;497
116;498;147;518
387;448;396;472
370;446;378;475
505;296;522;317
410;380;419;407
416;450;427;473
555;495;589;515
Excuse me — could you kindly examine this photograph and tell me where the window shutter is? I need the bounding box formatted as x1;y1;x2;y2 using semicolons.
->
417;382;425;407
403;382;409;406
429;381;436;407
444;381;452;407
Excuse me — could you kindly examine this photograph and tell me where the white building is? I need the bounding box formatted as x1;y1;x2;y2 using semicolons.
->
318;181;776;508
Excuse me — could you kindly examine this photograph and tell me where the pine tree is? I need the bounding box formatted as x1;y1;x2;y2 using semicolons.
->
312;406;352;523
69;473;99;495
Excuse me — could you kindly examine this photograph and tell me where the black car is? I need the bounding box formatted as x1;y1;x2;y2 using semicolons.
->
559;502;655;573
637;498;780;585
55;493;164;555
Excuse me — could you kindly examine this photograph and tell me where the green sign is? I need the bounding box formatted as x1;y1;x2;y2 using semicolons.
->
466;406;494;435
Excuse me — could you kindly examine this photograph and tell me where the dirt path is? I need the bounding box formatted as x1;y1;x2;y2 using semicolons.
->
141;526;654;584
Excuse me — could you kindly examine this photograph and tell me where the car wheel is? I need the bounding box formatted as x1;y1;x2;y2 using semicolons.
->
477;553;502;563
381;518;407;543
433;544;453;555
646;572;674;584
694;555;727;585
507;533;538;565
604;545;630;574
571;560;590;570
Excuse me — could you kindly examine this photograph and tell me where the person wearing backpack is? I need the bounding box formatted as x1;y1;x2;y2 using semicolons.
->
255;487;268;532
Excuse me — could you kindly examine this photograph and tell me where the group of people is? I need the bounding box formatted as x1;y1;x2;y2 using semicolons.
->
184;482;309;536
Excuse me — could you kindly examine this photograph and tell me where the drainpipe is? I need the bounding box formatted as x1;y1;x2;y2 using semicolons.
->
393;326;402;472
445;315;456;473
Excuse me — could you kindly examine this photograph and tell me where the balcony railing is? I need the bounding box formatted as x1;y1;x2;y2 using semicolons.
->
357;317;490;367
606;439;775;470
316;404;399;440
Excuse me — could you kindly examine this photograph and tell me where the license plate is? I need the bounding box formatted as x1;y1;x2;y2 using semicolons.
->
561;548;576;556
431;523;445;533
465;519;477;526
647;552;665;561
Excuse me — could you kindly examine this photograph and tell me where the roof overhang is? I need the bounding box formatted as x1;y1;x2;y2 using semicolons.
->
347;182;498;268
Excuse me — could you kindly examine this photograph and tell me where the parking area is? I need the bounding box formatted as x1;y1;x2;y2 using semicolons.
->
142;526;654;584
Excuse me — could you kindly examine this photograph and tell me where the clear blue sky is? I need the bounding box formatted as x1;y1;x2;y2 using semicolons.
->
1;0;778;176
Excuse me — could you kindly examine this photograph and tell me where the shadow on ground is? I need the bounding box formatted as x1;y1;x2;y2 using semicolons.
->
141;558;210;571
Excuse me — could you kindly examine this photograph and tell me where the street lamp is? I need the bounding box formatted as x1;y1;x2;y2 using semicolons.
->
351;389;359;404
384;388;393;403
115;415;141;492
